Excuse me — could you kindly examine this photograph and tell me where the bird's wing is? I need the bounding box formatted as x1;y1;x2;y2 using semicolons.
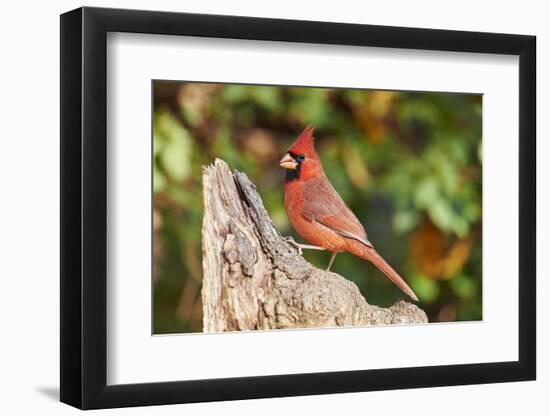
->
301;176;373;248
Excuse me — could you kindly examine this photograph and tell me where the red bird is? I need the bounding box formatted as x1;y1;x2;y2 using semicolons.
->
280;126;418;302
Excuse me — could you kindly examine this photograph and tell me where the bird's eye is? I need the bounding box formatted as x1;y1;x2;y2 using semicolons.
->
297;154;305;161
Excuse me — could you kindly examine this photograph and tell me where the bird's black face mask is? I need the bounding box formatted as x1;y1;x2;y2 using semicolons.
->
283;151;305;182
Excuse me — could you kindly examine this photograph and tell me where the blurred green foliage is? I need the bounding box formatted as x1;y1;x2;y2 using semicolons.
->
153;81;482;333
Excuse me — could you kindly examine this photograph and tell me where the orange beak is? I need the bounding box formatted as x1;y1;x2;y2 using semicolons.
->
279;153;298;170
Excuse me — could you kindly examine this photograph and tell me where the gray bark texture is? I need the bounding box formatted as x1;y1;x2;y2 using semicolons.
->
201;159;428;332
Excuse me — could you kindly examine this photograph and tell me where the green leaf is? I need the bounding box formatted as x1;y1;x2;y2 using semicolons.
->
409;271;440;303
450;274;477;299
251;86;283;114
414;178;439;208
222;85;248;102
154;111;192;182
393;210;419;233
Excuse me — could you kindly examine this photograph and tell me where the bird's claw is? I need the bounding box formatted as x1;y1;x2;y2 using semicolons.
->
284;236;303;255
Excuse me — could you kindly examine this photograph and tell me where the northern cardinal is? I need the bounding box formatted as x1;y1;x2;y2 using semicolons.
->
280;126;418;302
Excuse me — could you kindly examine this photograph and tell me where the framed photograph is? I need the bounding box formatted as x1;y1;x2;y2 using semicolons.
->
60;6;536;409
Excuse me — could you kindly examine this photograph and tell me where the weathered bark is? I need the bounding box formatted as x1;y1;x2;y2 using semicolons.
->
201;159;427;332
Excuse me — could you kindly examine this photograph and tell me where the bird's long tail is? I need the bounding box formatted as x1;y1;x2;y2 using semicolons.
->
348;241;419;302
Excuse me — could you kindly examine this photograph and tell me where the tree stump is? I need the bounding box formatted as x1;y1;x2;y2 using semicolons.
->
201;159;427;332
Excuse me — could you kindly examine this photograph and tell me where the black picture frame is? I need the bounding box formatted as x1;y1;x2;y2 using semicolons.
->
60;6;536;410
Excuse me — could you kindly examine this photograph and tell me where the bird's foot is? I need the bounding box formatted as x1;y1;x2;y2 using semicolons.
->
284;236;326;256
284;236;303;255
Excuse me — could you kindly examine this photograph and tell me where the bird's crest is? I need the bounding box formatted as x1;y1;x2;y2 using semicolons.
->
288;126;316;155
